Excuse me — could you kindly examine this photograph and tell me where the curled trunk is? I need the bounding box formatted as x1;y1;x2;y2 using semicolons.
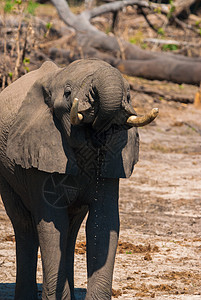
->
92;66;124;129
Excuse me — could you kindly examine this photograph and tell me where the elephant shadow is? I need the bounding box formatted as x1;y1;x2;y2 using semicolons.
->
0;283;86;300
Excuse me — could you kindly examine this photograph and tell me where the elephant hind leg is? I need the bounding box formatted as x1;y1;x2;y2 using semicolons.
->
0;176;39;300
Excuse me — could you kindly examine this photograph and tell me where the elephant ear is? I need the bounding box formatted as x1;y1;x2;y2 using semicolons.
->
101;127;139;178
7;81;78;175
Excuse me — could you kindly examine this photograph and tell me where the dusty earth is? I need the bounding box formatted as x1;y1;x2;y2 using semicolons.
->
0;2;201;299
0;80;201;299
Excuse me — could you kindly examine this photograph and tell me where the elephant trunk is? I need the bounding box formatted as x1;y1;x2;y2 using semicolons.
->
92;67;124;130
69;65;159;128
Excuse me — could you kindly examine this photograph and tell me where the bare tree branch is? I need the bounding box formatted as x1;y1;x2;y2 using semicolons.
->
138;7;158;33
87;0;169;19
51;0;98;33
49;0;201;85
144;38;201;48
51;0;169;30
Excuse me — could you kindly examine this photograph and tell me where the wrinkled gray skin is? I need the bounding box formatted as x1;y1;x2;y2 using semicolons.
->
0;59;139;300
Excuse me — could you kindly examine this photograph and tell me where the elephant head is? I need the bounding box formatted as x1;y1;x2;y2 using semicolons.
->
7;59;158;179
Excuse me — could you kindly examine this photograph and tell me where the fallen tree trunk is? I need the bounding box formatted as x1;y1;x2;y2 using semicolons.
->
174;0;200;18
130;83;195;103
50;0;201;85
49;45;201;85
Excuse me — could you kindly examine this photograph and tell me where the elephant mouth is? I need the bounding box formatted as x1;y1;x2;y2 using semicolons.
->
70;98;159;128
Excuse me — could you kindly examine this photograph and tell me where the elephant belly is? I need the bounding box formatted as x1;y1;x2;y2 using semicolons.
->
42;173;83;209
0;157;28;205
25;169;92;213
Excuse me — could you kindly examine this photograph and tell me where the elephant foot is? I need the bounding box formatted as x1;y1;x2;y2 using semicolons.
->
42;286;71;300
15;285;38;300
85;289;111;300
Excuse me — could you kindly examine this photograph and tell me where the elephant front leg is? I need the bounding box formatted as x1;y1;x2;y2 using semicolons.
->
85;178;120;300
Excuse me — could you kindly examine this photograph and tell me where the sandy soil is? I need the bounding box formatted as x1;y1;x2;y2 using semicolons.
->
0;2;201;298
0;81;201;299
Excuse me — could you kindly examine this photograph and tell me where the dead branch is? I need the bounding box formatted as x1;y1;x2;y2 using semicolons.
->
173;0;199;18
51;0;169;32
130;83;194;104
175;17;200;34
138;7;158;33
111;10;119;33
144;38;201;48
49;0;201;85
87;0;169;20
48;45;201;85
13;12;23;81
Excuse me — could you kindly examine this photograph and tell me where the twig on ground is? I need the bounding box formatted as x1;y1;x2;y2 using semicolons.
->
183;122;201;135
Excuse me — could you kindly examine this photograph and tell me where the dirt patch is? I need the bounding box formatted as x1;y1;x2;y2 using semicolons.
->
75;242;86;255
112;289;122;298
117;241;159;254
0;85;201;300
75;241;159;255
0;3;201;300
0;235;15;243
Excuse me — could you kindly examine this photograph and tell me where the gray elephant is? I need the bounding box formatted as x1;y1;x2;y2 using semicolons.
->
0;59;158;300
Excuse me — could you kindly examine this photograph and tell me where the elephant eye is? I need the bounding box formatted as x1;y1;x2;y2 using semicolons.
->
64;90;71;98
127;93;131;103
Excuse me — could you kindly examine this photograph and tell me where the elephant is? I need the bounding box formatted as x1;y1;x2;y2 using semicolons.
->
0;58;158;300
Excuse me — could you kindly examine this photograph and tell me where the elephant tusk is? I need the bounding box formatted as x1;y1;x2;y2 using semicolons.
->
70;98;83;125
126;108;159;127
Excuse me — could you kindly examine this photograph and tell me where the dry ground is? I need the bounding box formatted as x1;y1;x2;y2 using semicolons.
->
0;81;201;299
0;2;201;299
